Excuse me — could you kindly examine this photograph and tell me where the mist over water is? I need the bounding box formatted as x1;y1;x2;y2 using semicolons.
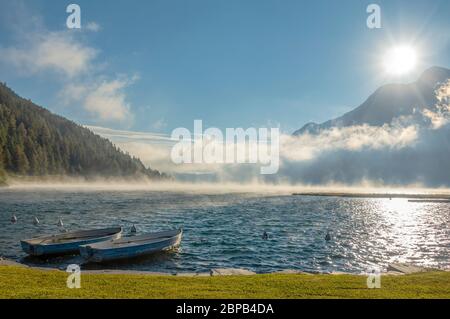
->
0;186;448;273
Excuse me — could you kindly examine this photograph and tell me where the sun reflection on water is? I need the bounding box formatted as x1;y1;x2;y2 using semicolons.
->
375;198;447;268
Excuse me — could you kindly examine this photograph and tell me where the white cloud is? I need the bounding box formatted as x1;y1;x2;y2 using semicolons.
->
0;31;97;78
61;76;137;123
87;85;450;185
0;10;137;125
86;121;420;179
281;124;419;162
421;80;450;129
85;22;101;32
84;78;133;122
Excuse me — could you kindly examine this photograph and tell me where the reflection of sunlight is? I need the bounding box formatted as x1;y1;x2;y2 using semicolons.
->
376;198;432;266
380;198;411;216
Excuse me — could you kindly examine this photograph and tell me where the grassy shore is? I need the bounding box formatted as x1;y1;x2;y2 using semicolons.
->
0;266;449;299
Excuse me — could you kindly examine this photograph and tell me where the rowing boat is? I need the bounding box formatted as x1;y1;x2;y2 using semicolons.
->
21;227;123;256
80;228;182;263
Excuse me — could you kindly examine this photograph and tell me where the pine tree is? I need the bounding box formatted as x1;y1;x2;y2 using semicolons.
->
13;145;29;174
0;82;167;180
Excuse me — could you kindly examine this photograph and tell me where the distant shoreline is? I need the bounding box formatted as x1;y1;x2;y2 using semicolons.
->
292;192;450;200
2;178;450;198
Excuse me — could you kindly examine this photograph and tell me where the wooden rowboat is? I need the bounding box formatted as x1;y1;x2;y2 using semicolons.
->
80;228;183;263
21;227;123;256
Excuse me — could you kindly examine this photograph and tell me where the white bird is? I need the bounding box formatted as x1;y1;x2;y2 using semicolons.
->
57;218;64;228
11;215;17;224
130;224;137;234
33;216;40;226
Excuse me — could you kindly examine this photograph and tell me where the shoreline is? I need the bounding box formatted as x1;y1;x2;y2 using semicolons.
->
1;261;449;298
0;257;440;277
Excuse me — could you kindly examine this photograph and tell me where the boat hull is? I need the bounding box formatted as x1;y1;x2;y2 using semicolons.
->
80;229;182;263
21;227;123;256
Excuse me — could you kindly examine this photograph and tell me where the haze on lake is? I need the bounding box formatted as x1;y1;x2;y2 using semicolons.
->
1;184;448;273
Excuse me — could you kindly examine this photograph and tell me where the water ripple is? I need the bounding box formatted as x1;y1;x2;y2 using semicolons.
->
0;190;448;273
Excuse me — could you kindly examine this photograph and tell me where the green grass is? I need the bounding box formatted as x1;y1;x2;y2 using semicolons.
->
0;266;449;299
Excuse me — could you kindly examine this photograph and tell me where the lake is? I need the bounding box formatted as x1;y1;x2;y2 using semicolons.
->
0;187;448;273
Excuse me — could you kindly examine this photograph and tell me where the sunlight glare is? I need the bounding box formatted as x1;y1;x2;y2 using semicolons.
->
383;45;417;75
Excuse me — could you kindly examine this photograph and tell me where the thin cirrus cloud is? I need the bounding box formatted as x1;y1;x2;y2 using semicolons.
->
86;125;176;173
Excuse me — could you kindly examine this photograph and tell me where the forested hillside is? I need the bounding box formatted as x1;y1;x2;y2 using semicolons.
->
0;82;166;181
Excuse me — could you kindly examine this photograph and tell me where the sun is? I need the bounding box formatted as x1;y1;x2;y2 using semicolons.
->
383;45;417;75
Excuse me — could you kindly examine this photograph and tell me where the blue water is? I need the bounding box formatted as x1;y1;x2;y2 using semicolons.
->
0;188;448;273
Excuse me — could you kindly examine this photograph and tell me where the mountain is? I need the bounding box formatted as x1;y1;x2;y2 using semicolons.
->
0;82;167;181
293;66;450;135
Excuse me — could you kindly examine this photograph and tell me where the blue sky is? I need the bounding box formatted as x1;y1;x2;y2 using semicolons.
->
0;0;449;134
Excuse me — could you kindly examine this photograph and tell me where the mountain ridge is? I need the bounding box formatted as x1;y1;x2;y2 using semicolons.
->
293;66;450;135
0;82;167;181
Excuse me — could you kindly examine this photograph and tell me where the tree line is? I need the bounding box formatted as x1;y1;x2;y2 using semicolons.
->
0;82;167;180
